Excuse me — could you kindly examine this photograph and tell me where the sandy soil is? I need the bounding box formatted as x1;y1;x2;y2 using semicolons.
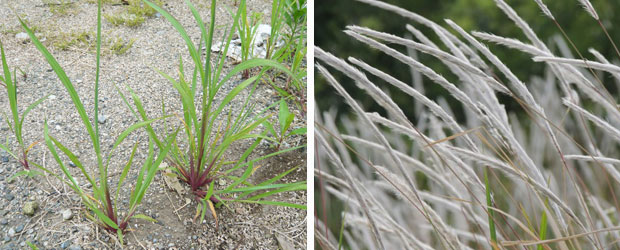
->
0;0;307;249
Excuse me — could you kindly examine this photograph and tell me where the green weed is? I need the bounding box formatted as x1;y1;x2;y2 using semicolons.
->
0;40;49;181
44;0;78;16
108;37;135;55
139;0;307;222
19;0;174;243
263;99;306;150
104;0;162;27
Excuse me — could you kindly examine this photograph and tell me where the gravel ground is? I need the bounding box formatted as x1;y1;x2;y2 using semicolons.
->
0;0;307;249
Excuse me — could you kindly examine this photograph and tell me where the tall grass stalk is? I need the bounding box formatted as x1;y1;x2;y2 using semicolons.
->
315;0;620;248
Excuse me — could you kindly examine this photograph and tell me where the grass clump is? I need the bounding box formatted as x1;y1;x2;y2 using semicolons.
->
51;30;93;50
47;30;134;55
315;0;620;249
44;0;78;16
137;0;307;220
104;0;162;27
18;0;173;243
108;36;135;55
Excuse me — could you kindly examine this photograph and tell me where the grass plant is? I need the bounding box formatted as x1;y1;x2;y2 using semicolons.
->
140;0;306;220
235;0;261;79
18;0;176;243
0;41;49;180
264;0;307;114
315;0;620;249
263;98;306;151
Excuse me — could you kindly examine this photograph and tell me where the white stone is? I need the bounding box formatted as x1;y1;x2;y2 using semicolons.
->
15;32;29;42
62;209;73;220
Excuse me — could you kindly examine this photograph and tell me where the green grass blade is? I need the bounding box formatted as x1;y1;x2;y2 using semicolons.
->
49;135;97;193
0;143;18;159
132;214;157;223
215;58;299;96
186;0;211;91
0;41;20;145
338;211;346;250
131;138;154;206
234;200;306;209
238;165;300;199
19;94;50;129
109;116;169;154
115;141;139;208
43;122;82;193
212;0;245;85
538;200;549;250
225;144;305;174
18;18;98;157
243;182;306;200
224;182;303;193
94;0;102;166
132;129;178;208
7;170;30;182
143;0;204;84
126;87;163;148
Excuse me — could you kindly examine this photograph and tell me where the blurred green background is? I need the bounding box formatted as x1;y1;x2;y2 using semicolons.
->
315;0;620;248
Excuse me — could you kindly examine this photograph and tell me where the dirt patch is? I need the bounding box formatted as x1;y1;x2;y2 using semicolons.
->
0;0;306;249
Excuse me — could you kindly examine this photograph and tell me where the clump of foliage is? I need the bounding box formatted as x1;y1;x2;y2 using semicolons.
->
108;36;135;55
264;0;307;114
51;30;93;50
139;0;306;221
236;0;262;79
263;99;306;151
104;0;162;27
19;0;175;243
44;0;78;16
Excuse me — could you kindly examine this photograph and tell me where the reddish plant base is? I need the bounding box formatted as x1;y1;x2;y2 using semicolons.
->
170;158;222;204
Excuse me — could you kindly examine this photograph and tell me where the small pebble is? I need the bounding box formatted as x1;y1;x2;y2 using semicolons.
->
1;155;8;163
62;209;73;220
22;201;39;216
98;115;107;124
0;219;7;225
3;236;10;242
5;194;14;201
68;245;82;250
61;240;71;249
15;32;29;43
8;228;15;237
14;224;23;233
0;210;7;216
68;162;77;168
